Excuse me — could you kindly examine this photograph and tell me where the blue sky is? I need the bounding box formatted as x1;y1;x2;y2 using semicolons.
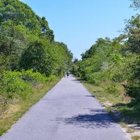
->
21;0;138;59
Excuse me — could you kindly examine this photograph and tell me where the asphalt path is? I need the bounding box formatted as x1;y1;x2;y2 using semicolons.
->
0;75;129;140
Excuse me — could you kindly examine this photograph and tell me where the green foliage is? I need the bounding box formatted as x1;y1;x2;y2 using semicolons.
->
38;16;54;42
0;0;41;34
0;70;56;102
125;57;140;107
130;0;140;9
0;71;32;100
125;14;140;54
19;41;50;75
132;136;140;140
86;71;106;84
105;83;119;96
0;53;8;73
46;75;56;82
107;53;136;82
21;69;47;84
74;33;138;107
0;0;73;77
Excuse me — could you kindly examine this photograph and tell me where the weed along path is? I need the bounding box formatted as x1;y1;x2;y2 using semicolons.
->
0;75;129;140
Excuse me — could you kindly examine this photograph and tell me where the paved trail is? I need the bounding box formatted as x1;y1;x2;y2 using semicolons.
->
0;75;129;140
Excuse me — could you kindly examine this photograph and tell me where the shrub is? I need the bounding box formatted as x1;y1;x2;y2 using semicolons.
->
46;75;56;82
105;83;119;96
125;80;140;107
87;70;108;84
0;70;56;102
0;71;32;100
125;57;140;107
21;69;47;84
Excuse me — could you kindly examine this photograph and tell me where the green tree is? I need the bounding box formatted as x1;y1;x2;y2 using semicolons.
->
38;16;54;42
0;0;73;76
125;14;140;54
0;0;41;34
19;41;54;76
130;0;140;9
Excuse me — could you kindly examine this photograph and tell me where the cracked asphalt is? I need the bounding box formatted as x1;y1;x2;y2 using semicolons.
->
0;75;129;140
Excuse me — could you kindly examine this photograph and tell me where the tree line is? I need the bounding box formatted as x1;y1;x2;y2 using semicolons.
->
73;0;140;110
0;0;73;107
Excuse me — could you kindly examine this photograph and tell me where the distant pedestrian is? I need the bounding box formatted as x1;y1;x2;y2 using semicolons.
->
66;71;69;77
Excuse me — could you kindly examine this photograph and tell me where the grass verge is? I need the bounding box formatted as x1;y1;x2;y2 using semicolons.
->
0;78;60;136
77;78;140;139
132;136;140;140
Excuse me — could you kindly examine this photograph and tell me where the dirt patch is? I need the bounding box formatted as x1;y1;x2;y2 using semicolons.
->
1;104;20;119
101;101;140;140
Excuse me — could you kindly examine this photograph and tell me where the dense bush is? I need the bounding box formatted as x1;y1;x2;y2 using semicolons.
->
86;71;107;84
125;58;140;106
0;71;32;100
46;75;56;82
0;70;57;102
21;69;47;84
105;83;119;96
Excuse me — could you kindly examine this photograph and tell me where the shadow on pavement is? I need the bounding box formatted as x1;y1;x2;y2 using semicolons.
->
56;109;116;129
85;95;95;97
70;79;81;83
70;78;87;83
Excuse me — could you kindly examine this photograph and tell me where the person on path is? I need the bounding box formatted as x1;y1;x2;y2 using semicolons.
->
66;71;69;77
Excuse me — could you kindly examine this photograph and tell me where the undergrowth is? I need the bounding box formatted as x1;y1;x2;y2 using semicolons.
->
0;70;59;136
